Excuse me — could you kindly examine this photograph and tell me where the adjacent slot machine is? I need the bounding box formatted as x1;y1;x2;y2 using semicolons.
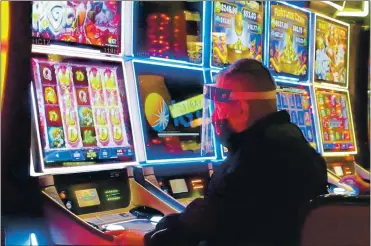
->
313;13;369;194
131;1;205;65
211;1;264;68
126;59;215;206
120;1;215;208
267;1;311;84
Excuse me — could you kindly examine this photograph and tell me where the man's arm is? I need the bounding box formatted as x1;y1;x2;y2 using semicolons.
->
145;170;243;244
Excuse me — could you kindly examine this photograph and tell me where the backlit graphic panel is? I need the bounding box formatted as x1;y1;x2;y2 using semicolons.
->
315;88;355;153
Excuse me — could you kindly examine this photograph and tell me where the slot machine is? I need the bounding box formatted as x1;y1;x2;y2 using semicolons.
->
125;1;217;207
28;2;186;245
312;13;370;195
265;2;357;194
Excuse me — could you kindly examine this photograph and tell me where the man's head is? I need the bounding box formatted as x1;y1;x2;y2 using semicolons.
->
211;59;277;143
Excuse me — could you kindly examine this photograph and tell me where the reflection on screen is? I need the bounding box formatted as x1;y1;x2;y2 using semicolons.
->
135;64;213;160
169;179;188;194
212;1;264;67
31;1;121;52
276;85;317;150
315;88;355;152
32;57;135;168
75;189;100;208
268;2;309;79
135;2;203;63
314;17;348;85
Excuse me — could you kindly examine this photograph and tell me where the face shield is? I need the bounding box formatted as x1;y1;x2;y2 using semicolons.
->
201;84;277;156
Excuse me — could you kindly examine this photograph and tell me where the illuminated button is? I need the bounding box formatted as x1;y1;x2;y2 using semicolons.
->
59;192;67;200
66;201;72;210
99;149;111;159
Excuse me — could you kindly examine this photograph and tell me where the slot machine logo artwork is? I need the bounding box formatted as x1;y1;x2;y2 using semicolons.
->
269;3;309;79
212;1;264;67
316;89;355;152
32;58;134;166
32;1;121;52
314;17;348;85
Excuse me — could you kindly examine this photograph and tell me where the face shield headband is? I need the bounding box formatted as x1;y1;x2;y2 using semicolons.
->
200;84;277;156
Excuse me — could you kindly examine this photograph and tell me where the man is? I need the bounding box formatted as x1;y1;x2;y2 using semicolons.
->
144;59;328;246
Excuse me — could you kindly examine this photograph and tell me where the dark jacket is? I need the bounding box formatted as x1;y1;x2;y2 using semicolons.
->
145;111;328;246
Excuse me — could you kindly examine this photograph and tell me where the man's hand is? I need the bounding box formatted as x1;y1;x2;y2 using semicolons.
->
109;229;146;246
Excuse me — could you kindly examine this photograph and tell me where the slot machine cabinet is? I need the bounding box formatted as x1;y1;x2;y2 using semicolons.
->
29;51;186;245
38;167;182;245
142;163;214;207
313;86;370;195
125;55;216;207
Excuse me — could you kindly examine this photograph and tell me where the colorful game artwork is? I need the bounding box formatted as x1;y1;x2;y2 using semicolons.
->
268;2;309;80
314;16;348;85
315;88;356;153
31;1;121;50
276;84;318;151
212;1;264;67
32;57;134;167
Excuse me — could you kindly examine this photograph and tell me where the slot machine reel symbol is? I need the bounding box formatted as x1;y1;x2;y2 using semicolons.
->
56;65;72;90
44;87;57;104
65;109;77;126
113;126;123;143
110;108;121;126
49;110;59;122
89;68;102;91
67;126;79;146
43;67;53;82
97;127;109;145
103;68;117;90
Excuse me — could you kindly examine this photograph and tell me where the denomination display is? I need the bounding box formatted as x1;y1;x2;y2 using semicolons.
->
212;1;264;67
268;2;309;80
314;16;348;86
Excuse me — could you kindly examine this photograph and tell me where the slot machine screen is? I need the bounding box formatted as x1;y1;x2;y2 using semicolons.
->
276;84;318;151
314;88;356;153
268;2;309;81
133;1;204;64
31;55;135;169
134;62;214;161
314;16;348;86
31;1;121;54
211;1;264;67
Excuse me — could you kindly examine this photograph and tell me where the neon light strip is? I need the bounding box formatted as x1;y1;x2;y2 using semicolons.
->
1;1;10;110
322;1;346;11
158;133;199;137
336;1;369;17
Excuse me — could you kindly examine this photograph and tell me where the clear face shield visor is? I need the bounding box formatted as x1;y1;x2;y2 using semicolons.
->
201;84;277;156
